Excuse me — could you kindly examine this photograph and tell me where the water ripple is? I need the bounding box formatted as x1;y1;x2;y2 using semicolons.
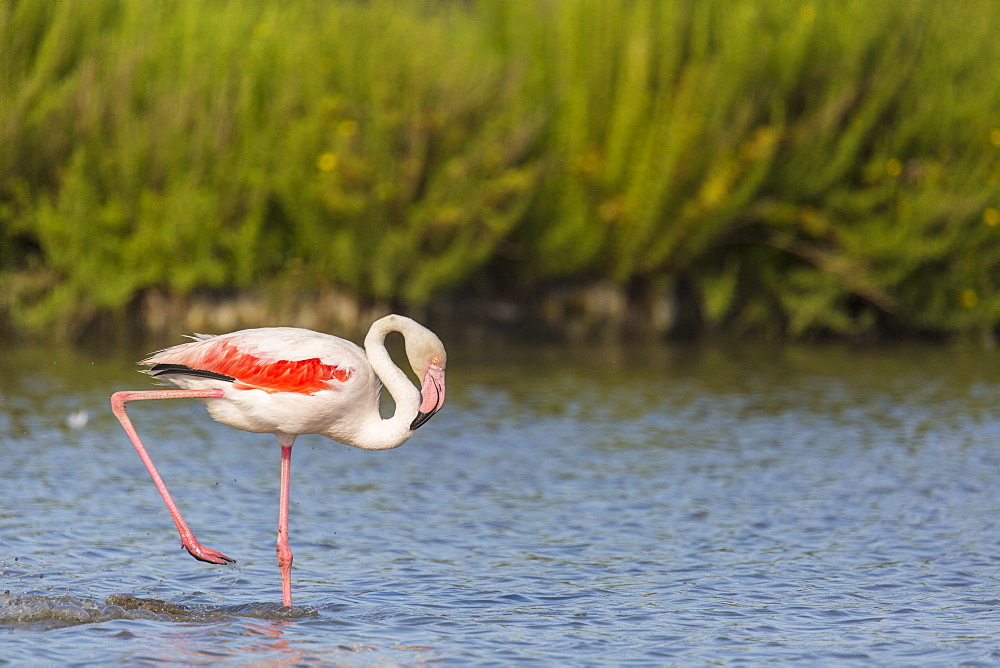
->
3;343;1000;662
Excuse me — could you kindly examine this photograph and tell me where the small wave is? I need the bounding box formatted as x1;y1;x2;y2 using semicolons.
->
0;593;315;630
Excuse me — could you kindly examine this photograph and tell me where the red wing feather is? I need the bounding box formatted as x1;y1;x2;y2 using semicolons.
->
199;340;352;393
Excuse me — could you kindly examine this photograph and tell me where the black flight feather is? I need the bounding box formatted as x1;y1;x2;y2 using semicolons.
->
149;363;236;383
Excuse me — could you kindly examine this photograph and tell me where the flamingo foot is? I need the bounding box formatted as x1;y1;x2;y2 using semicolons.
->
182;540;235;565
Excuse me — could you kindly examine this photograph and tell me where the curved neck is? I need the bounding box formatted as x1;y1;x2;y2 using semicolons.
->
352;318;421;450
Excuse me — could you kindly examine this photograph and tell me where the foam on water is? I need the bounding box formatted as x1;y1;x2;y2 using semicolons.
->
0;593;316;630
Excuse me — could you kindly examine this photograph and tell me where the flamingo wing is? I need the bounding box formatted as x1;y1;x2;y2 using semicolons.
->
145;327;360;394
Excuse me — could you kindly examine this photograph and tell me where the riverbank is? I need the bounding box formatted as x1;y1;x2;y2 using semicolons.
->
7;283;685;345
8;279;972;348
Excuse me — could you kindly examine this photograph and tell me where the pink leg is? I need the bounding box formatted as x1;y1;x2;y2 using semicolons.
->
110;390;235;565
276;435;295;607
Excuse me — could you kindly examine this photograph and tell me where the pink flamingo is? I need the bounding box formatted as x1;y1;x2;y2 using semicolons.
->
110;314;447;607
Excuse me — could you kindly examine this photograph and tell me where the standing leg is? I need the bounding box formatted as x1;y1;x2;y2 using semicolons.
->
276;434;296;607
111;389;235;565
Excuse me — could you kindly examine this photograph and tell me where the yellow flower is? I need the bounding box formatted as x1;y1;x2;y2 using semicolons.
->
960;288;978;309
337;120;359;138
984;208;1000;227
316;152;338;172
885;158;902;177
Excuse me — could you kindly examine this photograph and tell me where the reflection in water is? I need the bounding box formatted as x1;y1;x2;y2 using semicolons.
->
2;341;1000;663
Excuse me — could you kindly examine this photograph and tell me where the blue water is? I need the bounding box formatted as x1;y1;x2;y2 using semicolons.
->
2;341;1000;663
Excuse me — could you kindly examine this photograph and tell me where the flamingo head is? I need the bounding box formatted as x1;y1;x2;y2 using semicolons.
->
404;325;447;431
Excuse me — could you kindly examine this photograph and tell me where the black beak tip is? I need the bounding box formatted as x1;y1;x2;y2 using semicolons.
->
410;410;434;431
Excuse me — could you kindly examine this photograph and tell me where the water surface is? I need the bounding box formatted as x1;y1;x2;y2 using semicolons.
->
2;340;1000;663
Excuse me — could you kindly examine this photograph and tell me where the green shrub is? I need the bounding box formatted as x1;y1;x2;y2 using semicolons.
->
1;0;998;339
0;0;540;334
513;0;1000;337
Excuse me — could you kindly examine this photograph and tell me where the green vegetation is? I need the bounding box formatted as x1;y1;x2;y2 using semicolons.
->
2;0;999;340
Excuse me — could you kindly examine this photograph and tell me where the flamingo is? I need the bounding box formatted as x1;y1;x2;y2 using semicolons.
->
110;314;447;607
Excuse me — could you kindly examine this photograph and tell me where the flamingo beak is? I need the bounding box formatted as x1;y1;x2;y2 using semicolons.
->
410;364;445;430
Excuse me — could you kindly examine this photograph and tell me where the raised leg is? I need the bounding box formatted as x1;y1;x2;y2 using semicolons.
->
110;389;235;565
276;435;295;607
